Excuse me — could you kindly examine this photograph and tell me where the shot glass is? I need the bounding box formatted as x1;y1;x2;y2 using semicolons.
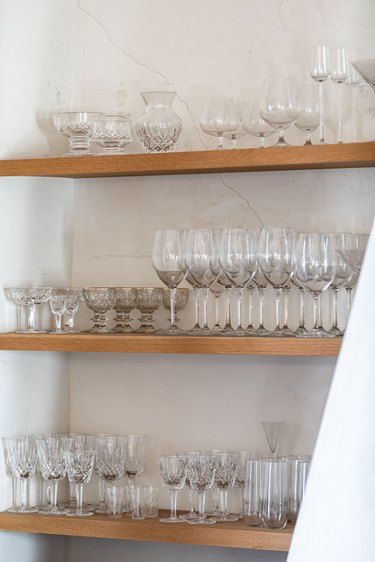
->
243;459;263;527
142;485;159;518
129;486;145;520
262;458;288;529
106;484;124;519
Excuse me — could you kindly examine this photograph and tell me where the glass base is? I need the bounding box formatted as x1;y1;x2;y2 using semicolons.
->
297;328;335;338
267;329;286;337
294;326;309;336
280;326;295;337
65;509;94;517
63;151;94;157
214;514;239;522
159;516;185;523
39;506;66;515
16;329;47;334
95;506;108;514
187;517;216;525
97;150;126;155
14;506;38;513
328;326;343;336
251;325;269;336
179;511;199;520
49;330;69;335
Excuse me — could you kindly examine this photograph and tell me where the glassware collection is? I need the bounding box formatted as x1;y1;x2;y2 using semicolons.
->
51;47;372;155
3;228;368;337
1;427;310;529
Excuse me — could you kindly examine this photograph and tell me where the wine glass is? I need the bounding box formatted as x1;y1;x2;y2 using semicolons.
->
36;436;66;514
49;289;67;334
212;453;240;522
295;232;336;337
186;455;217;525
124;434;149;488
295;82;320;145
152;229;187;334
1;437;19;512
331;47;350;143
95;436;128;504
3;435;38;513
337;232;369;274
63;446;96;517
223;101;248;148
261;421;288;457
243;97;276;147
329;233;355;335
158;455;186;523
64;288;83;332
310;44;332;143
260;78;299;146
257;227;297;336
200;98;241;149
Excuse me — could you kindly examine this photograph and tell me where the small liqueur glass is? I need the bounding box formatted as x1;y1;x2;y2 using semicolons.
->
64;288;83;332
135;287;163;333
4;287;52;333
83;287;116;333
49;289;67;334
92;114;133;154
113;287;137;333
53;112;104;156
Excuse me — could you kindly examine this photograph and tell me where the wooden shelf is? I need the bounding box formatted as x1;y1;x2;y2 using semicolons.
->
0;143;374;178
0;332;341;356
0;511;292;551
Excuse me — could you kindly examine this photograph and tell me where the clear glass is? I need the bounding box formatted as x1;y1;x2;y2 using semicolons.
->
135;91;182;153
347;49;364;142
331;48;350;143
310;45;332;143
95;435;128;485
262;458;288;529
106;484;124;518
142;485;159;517
260;79;299;146
244;458;264;526
288;455;311;523
186;455;217;525
53;112;104;156
351;59;375;92
212;453;240;522
200;98;240;149
129;486;145;520
329;233;355;335
64;288;83;332
337;232;369;274
243;97;276;147
295;82;320;145
158;455;187;523
261;421;288;457
135;287;163;333
113;287;137;333
83;287;115;333
251;270;269;335
36;436;66;514
125;434;149;488
162;288;189;330
4;287;52;333
3;435;38;513
223;101;248;148
63;448;95;517
49;289;67;334
236;451;262;517
92;114;133;154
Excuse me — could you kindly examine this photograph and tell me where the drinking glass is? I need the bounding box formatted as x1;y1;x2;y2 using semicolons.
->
288;454;311;523
223;101;248;148
92;114;133;154
243;97;276;147
63;448;96;516
49;289;67;334
260;79;299;146
64;288;83;332
329;233;355;335
95;435;128;486
295;82;320;145
337;232;369;274
125;434;149;488
36;436;66;514
186;455;217;525
262;458;289;529
3;435;38;513
152;229;187;334
295;232;336;337
113;287;137;333
219;228;258;335
347;49;364;141
129;486;145;520
158;455;186;523
135;287;163;332
83;287;116;333
1;437;19;512
244;458;264;526
106;484;124;518
162;288;189;330
310;44;332;143
331;47;350;143
53;112;104;156
213;453;240;522
200;98;241;149
142;485;159;517
261;421;288;457
257;227;297;336
4;287;52;333
236;451;262;517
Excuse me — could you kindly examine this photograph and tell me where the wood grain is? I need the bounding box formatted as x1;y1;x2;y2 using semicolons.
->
0;511;293;551
0;143;374;178
0;333;341;356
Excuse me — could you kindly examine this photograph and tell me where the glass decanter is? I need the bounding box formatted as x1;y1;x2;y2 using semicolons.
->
135;91;182;153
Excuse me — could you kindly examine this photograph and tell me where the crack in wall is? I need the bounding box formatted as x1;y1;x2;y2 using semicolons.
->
78;1;208;148
218;174;264;226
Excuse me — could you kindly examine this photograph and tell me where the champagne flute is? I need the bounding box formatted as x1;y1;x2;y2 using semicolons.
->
331;47;350;143
310;44;332;143
200;98;241;149
260;78;299;146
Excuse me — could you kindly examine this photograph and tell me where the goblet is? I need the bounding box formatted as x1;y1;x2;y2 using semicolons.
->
310;44;332;143
243;97;276;147
83;287;116;333
135;287;163;333
49;289;67;334
162;288;189;329
260;79;299;146
63;447;96;517
36;436;66;514
152;229;187;334
125;434;149;488
295;232;335;337
53;112;104;156
212;453;240;522
4;287;52;333
329;233;355;335
223;101;248;148
3;435;38;513
331;47;350;143
257;227;297;336
200;98;241;149
295;82;320;145
158;455;186;523
186;455;217;525
64;288;83;332
92;114;133;154
261;421;288;457
113;287;137;333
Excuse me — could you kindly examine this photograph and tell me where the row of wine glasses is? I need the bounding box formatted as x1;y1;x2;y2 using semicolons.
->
152;228;368;337
2;433;149;516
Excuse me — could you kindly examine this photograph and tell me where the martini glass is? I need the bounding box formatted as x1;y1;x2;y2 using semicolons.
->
261;421;288;458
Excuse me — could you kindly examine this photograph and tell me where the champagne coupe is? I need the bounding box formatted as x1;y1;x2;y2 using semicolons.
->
295;82;320;145
83;287;116;333
49;289;67;334
257;227;297;336
158;455;186;523
92;114;133;155
200;98;241;149
310;45;332;143
295;232;336;337
243;97;276;147
113;287;137;333
135;287;163;332
4;287;52;333
260;78;299;146
261;421;288;457
36;436;66;514
329;233;355;335
331;47;350;143
64;288;83;332
152;229;187;334
4;435;38;513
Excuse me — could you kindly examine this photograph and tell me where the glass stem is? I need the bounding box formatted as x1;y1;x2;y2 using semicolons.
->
299;287;305;328
20;478;28;511
201;288;209;329
76;483;84;515
338;82;344;143
55;313;62;332
282;287;290;329
99;478;105;503
193;287;200;329
169;287;177;330
50;480;59;509
12;475;17;509
259;135;266;148
346;287;353;315
305;133;312;145
67;313;74;330
278;130;286;144
238;485;244;516
224;287;232;329
275;288;282;330
217;136;224;149
258;286;265;329
319;81;325;143
247;286;254;329
332;287;339;329
214;295;220;328
27;305;35;331
313;293;321;330
188;488;195;514
236;287;244;330
170;490;178;518
198;492;205;517
219;489;228;515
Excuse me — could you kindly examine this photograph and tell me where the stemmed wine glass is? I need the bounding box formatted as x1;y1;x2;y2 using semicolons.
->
243;97;276;147
36;435;66;514
152;229;187;334
95;436;128;507
3;435;38;513
63;443;96;517
261;421;288;458
64;288;83;332
260;78;299;146
257;227;297;336
331;47;350;143
310;44;332;143
49;289;67;334
295;82;320;145
212;453;239;522
186;455;217;525
329;232;355;335
295;232;336;337
125;434;149;489
200;98;241;149
158;455;187;523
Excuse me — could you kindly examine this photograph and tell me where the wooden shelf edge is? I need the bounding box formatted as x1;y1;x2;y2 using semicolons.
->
0;143;373;178
0;333;342;356
0;512;292;551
